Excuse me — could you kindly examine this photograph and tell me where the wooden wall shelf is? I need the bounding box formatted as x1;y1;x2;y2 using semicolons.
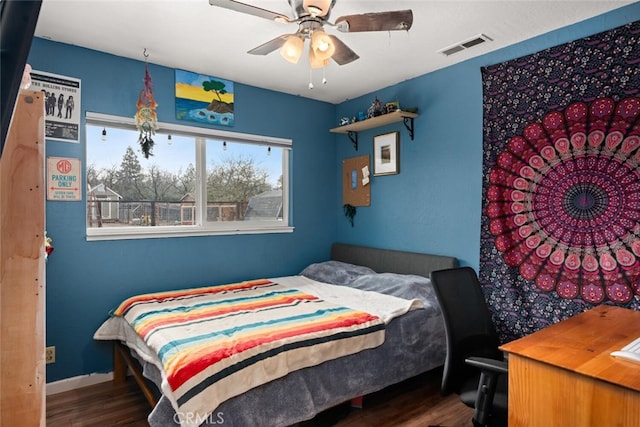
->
330;110;419;150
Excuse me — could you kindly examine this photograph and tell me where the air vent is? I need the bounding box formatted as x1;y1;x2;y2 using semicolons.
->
437;33;493;56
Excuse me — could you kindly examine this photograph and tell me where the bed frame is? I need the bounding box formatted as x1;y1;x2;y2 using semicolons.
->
112;243;458;421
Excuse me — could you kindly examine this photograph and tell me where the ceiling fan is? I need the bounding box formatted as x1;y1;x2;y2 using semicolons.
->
208;0;413;67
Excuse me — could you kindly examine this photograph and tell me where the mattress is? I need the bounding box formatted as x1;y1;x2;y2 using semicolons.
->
94;248;455;426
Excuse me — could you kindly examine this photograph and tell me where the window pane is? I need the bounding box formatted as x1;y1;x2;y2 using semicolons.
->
205;139;283;222
85;114;291;239
86;124;195;228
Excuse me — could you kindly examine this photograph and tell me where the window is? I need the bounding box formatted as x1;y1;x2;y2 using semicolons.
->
85;112;292;240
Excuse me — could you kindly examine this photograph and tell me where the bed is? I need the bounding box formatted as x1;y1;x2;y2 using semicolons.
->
94;243;458;427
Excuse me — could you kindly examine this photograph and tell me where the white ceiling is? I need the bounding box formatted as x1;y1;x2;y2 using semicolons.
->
34;0;635;104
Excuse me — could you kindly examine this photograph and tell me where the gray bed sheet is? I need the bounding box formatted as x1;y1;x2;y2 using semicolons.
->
139;244;457;427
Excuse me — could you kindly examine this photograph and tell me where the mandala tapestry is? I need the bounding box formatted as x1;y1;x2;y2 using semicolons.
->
480;21;640;342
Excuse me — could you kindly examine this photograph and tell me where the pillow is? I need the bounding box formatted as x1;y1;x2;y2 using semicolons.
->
300;260;375;286
349;273;441;315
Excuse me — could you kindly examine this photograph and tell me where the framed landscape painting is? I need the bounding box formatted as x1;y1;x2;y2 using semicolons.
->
175;69;234;126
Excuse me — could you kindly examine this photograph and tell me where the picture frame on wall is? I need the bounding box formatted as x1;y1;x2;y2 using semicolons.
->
373;131;399;176
175;69;234;127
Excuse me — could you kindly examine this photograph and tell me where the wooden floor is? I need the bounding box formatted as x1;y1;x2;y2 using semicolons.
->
46;368;474;426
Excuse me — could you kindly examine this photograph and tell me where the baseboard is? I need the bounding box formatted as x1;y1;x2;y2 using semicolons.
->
46;372;113;395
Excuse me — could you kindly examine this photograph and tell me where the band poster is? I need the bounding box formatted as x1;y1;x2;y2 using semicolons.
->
30;70;81;143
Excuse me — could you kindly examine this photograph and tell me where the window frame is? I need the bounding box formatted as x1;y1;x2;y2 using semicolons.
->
85;112;293;241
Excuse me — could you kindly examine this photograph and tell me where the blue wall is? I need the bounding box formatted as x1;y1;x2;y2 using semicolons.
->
29;40;338;382
34;2;640;382
334;3;640;268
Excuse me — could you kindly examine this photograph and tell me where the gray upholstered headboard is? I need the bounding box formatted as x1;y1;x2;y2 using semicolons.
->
330;243;458;278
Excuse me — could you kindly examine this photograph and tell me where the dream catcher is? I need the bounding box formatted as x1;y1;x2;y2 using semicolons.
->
135;50;158;158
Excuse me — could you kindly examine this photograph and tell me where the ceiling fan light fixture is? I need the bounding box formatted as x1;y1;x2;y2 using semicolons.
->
303;0;332;17
280;35;304;64
310;30;335;61
309;46;329;69
210;0;412;73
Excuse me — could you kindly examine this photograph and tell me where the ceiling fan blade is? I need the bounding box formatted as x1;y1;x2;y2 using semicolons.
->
209;0;291;23
334;10;413;33
328;35;359;65
247;34;291;56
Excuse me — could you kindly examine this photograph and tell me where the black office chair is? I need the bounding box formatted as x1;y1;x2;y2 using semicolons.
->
430;267;508;427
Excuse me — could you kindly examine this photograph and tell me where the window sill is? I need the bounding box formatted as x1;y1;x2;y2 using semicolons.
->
86;224;294;241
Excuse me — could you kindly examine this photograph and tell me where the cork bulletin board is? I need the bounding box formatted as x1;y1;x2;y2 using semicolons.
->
342;155;371;206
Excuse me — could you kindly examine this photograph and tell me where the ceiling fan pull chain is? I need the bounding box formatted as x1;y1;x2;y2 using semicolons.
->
308;67;314;90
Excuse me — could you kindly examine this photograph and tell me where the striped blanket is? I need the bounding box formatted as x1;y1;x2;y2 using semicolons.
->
112;278;386;427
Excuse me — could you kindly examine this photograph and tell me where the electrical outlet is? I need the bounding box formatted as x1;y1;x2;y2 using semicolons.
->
45;346;55;364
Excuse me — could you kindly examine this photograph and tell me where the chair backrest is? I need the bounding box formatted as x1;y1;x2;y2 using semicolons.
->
430;267;502;395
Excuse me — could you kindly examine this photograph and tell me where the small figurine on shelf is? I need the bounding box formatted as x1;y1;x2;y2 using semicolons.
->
367;97;385;118
386;101;400;113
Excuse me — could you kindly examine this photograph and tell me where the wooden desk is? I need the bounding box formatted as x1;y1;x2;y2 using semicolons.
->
500;305;640;427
